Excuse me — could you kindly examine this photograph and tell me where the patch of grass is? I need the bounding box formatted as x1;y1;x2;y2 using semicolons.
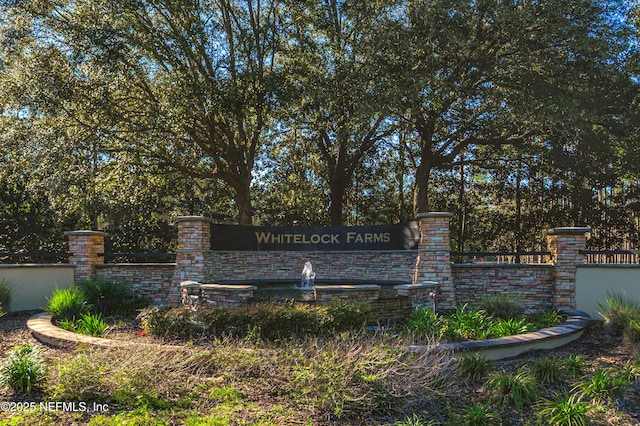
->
45;286;89;321
563;354;587;378
456;353;493;382
488;317;531;338
573;368;630;404
454;403;502;426
486;367;539;409
597;291;640;336
531;356;566;385
0;344;48;395
445;305;493;341
0;278;16;312
77;312;107;336
528;309;564;330
0;301;5;319
537;392;590;426
405;307;447;341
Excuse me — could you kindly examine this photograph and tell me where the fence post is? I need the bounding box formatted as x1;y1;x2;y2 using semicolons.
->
546;227;591;308
65;230;107;282
171;216;214;306
413;212;455;311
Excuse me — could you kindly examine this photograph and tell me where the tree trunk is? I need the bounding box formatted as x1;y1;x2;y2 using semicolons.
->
232;182;254;226
328;174;347;226
413;155;433;217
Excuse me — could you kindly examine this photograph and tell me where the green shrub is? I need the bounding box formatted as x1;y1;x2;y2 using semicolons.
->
537;392;589;426
139;306;201;339
405;307;448;341
531;356;566;385
0;301;5;319
456;353;492;381
488;317;531;338
0;344;47;395
486;367;539;409
45;286;89;321
78;277;148;316
445;305;493;341
0;278;16;312
478;294;523;320
597;291;640;336
320;300;371;333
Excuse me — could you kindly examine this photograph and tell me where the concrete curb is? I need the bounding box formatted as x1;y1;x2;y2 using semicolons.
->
412;307;591;360
27;312;183;350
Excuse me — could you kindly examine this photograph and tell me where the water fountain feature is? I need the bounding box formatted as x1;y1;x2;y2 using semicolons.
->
299;261;316;288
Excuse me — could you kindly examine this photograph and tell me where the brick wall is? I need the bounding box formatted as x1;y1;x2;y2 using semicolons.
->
95;263;177;306
452;264;555;312
205;251;417;283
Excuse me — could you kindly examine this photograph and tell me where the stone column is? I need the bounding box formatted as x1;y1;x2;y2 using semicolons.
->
546;227;591;308
65;230;107;282
171;216;214;306
413;212;455;310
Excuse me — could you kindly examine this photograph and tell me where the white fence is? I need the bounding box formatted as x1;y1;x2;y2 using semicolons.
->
575;265;640;319
0;265;74;312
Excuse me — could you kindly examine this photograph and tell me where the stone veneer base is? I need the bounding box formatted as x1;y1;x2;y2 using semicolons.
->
28;308;590;361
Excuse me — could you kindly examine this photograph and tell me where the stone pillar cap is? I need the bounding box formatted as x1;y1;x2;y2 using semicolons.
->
64;230;108;237
416;212;454;219
545;227;591;236
173;216;216;223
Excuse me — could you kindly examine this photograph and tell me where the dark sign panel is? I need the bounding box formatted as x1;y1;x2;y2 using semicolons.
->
211;223;419;251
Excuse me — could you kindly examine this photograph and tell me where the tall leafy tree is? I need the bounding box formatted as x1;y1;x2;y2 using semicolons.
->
1;0;288;225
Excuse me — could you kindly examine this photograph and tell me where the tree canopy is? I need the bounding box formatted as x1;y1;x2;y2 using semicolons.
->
0;0;638;252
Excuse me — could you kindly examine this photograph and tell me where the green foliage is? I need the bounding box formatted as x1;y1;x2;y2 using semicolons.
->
597;292;640;336
139;307;201;340
486;367;539;409
77;312;107;336
0;344;47;395
478;294;523;320
528;309;564;330
488;317;531;338
624;318;640;344
405;308;448;341
537;393;589;426
563;355;587;379
456;353;493;382
78;277;148;316
573;368;630;404
531;356;566;385
0;301;5;319
143;301;370;341
455;403;502;426
0;278;16;312
444;305;493;341
45;286;89;321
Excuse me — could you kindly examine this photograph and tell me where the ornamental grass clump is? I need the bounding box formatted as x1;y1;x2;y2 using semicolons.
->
531;356;566;385
478;294;523;320
597;291;640;336
45;286;89;321
405;307;448;341
456;353;493;382
0;344;47;395
537;392;590;426
78;277;148;316
486;367;539;409
0;278;16;312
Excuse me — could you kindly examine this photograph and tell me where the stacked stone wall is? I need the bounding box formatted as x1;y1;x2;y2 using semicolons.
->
205;251;416;283
95;264;176;306
452;264;555;312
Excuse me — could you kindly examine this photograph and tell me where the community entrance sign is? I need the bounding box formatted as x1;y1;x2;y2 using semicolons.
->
210;223;419;251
